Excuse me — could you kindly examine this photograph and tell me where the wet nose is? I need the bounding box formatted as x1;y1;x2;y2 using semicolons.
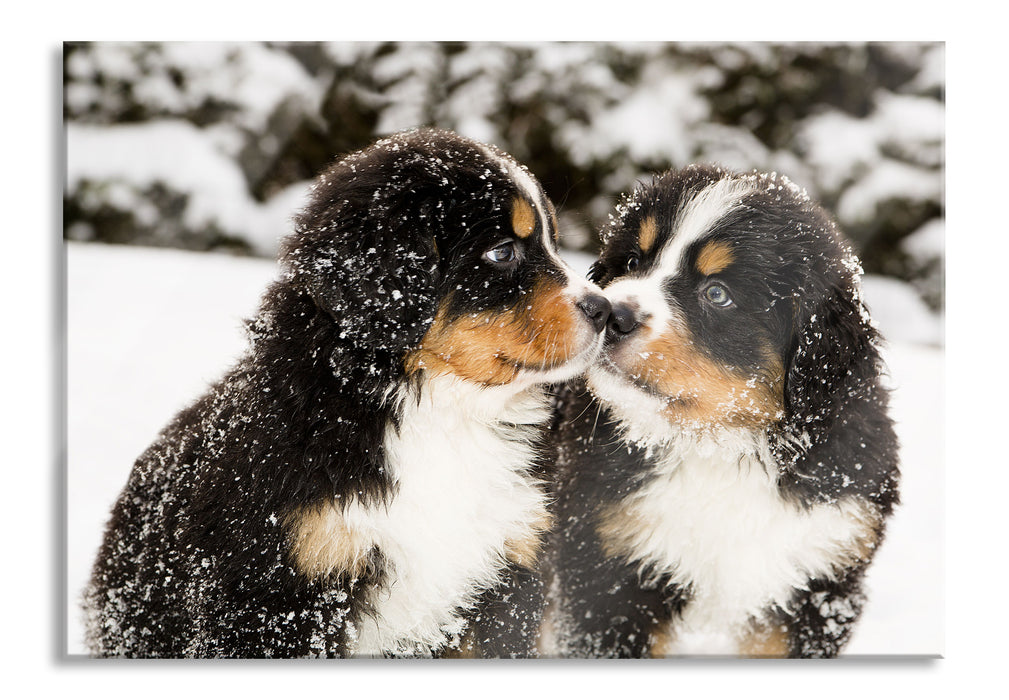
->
576;293;612;334
606;302;640;341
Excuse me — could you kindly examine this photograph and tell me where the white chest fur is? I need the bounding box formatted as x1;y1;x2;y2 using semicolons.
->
346;376;550;656
606;432;876;656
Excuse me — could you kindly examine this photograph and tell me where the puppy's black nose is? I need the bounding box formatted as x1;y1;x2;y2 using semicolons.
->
577;293;612;334
606;302;639;342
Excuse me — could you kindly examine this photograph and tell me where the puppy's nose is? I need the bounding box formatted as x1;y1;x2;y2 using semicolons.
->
606;302;640;342
576;293;612;334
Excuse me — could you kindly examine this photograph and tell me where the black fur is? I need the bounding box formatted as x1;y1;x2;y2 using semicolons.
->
548;381;688;658
83;128;571;658
548;165;900;658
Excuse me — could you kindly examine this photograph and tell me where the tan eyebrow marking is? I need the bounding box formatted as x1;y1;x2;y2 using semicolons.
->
511;197;537;239
696;240;734;276
638;215;657;253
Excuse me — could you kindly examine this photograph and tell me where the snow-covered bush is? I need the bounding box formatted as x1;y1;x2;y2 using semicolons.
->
63;41;944;309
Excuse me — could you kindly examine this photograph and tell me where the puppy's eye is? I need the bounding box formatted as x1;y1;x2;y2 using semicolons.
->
484;241;517;265
704;283;733;307
625;254;640;272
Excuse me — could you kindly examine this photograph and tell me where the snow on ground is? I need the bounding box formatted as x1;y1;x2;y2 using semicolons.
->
65;241;943;657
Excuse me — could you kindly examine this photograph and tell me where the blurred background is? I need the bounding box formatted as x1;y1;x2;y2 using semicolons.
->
63;41;944;323
64;41;945;656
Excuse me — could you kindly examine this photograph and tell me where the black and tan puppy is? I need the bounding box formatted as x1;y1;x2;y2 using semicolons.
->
548;164;900;658
83;128;611;658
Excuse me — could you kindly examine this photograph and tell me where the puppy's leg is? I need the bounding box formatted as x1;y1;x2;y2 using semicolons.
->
184;574;361;658
782;566;869;658
444;564;544;659
552;545;681;658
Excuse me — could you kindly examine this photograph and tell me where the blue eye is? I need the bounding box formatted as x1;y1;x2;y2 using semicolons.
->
484;241;517;265
704;284;733;307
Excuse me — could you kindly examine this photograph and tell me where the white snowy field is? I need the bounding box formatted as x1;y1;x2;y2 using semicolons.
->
65;241;943;657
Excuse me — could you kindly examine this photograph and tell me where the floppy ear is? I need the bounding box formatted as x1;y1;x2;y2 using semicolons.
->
776;281;883;469
283;179;443;399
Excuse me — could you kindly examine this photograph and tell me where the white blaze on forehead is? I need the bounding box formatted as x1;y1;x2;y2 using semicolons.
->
602;177;756;338
654;176;757;278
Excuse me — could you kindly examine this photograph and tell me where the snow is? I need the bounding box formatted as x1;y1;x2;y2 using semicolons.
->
873;91;945;155
863;274;944;347
902;217;945;261
800;91;943;197
373;44;445;135
797;82;944;224
65;241;942;656
847;341;944;656
799;110;881;192
837;158;943;225
67;243;278;658
63;43;944;334
65;42;321;133
66;120;311;256
558;57;712;169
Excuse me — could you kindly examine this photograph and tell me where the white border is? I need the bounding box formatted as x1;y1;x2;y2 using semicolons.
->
6;4;1000;696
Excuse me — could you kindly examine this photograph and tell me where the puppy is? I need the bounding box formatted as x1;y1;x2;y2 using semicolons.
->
83;128;610;658
547;164;900;658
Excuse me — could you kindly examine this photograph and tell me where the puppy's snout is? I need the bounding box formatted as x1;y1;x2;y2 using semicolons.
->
606;302;640;342
577;293;612;334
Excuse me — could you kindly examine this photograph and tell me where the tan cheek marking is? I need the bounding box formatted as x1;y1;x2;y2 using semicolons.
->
638;215;657;253
512;197;536;239
405;281;583;385
286;503;373;581
405;308;521;386
696;240;734;276
623;323;784;428
739;621;791;658
516;281;583;367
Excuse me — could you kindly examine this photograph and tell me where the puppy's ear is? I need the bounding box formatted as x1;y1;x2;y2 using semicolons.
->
777;279;883;466
282;170;444;399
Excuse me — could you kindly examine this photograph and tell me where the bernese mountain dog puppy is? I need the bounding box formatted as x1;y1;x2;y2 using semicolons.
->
83;128;611;658
547;164;900;658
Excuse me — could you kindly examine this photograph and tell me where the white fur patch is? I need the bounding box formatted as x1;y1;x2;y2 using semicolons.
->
345;375;551;656
519;330;605;390
656;177;757;277
607;432;876;656
598;273;677;345
585;363;674;446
